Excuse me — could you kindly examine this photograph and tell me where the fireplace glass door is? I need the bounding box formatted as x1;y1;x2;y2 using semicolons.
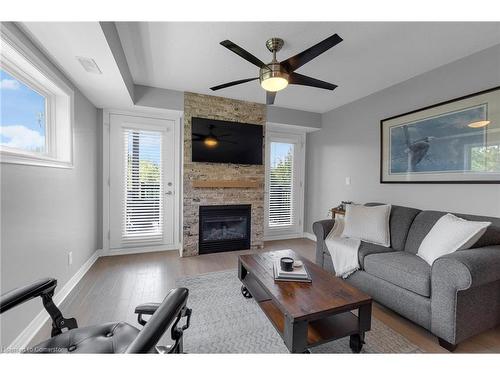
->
199;205;251;254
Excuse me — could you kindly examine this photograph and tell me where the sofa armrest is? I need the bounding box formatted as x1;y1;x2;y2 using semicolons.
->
312;219;335;266
432;245;500;289
312;219;335;241
431;245;500;344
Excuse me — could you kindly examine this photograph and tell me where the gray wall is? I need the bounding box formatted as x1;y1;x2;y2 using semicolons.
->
267;106;322;128
305;44;500;233
134;84;184;111
0;23;99;348
133;84;323;130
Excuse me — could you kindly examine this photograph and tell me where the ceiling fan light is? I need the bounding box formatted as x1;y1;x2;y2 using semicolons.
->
261;77;288;92
468;120;491;128
260;63;289;92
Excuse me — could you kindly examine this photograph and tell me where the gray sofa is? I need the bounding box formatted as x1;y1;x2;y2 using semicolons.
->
313;203;500;351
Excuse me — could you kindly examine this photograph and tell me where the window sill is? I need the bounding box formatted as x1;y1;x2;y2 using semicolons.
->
0;149;73;169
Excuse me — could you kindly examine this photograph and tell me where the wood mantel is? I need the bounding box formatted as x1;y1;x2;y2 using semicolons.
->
192;179;260;189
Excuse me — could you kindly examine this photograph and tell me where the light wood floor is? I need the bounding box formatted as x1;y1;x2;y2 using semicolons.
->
31;239;500;353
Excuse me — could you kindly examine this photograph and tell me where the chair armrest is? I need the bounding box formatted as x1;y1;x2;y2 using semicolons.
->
0;278;56;314
432;245;500;289
135;303;161;316
312;219;335;241
135;303;161;326
126;287;189;353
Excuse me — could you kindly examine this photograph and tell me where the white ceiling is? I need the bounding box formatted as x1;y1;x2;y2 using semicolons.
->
18;22;500;114
20;22;134;109
116;22;500;113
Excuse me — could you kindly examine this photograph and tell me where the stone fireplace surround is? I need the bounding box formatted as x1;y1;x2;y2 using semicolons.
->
182;92;266;257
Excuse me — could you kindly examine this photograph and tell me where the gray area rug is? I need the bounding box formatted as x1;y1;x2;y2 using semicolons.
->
176;270;423;353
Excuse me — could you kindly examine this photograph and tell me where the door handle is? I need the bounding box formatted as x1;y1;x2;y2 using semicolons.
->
165;191;173;195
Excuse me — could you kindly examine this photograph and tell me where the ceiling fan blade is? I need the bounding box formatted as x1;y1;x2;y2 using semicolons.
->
220;40;269;69
210;77;258;91
266;91;276;105
281;33;343;72
289;72;337;90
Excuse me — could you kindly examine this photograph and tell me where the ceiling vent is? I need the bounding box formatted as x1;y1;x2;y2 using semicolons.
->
76;56;102;74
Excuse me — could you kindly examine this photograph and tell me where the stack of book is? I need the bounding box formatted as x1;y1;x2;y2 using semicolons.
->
273;259;311;283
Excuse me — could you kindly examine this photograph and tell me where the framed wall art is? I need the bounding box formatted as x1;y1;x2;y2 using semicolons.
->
380;86;500;183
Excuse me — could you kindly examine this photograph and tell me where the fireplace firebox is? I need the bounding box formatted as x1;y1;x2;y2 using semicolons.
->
199;205;251;254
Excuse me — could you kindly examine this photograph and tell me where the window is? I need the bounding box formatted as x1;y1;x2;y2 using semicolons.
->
269;142;295;227
123;128;164;242
1;68;47;153
1;27;73;168
470;144;500;172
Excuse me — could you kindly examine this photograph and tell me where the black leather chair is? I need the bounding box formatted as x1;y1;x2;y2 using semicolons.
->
0;278;191;353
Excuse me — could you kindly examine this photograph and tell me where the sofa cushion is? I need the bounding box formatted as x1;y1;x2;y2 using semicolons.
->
364;252;431;297
358;241;397;268
366;203;421;251
405;211;500;254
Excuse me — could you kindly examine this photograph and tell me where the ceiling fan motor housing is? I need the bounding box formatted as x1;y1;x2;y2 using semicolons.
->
260;63;289;86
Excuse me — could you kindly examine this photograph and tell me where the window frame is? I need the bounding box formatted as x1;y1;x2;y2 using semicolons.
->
0;26;74;168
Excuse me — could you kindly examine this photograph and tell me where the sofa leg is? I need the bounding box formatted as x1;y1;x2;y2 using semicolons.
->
438;338;457;352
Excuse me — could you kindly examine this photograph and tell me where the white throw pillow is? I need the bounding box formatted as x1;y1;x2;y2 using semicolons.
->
417;213;491;265
342;204;392;247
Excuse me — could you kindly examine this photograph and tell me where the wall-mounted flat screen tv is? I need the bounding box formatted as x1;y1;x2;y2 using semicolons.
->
191;117;263;165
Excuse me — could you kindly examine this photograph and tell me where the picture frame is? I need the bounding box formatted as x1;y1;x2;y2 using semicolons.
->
380;86;500;184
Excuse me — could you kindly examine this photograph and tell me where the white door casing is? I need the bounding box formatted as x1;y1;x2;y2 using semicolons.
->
103;109;182;254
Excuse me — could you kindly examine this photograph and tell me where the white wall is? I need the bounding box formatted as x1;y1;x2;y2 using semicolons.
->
0;23;99;347
305;44;500;232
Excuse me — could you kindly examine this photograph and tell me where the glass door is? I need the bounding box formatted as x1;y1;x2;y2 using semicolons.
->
265;131;305;239
109;114;175;250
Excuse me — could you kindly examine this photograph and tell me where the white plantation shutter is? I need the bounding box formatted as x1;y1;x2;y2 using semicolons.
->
268;142;294;227
122;128;163;242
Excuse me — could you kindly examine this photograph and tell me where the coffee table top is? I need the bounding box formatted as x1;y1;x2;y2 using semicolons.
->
239;249;372;321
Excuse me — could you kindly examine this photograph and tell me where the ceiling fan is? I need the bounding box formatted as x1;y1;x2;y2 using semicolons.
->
192;124;235;148
210;33;343;105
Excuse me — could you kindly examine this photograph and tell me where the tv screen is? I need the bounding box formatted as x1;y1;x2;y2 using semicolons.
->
191;117;263;165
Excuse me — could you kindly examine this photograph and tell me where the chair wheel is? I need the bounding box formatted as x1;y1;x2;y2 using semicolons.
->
349;334;364;353
241;286;253;299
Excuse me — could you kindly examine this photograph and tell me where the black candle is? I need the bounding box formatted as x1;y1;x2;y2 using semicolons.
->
280;257;294;272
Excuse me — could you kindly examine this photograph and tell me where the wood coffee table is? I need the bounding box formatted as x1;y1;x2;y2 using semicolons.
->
238;249;372;353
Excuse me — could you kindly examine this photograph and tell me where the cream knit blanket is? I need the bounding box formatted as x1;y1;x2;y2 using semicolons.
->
324;217;361;279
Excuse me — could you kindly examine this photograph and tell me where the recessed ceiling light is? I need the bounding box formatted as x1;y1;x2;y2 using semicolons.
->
468;120;491;128
76;56;102;74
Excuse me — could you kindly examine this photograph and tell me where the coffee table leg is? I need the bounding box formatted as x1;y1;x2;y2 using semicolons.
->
238;260;253;298
350;303;372;353
238;258;247;281
284;315;308;353
358;303;372;334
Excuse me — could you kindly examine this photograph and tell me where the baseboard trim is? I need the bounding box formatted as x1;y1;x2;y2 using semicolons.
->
101;244;180;257
7;249;101;351
303;232;316;242
264;233;304;241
